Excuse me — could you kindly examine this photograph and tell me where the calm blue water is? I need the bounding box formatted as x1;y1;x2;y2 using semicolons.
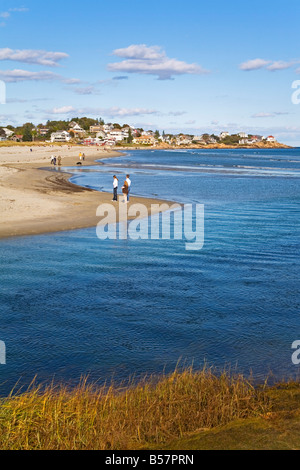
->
0;149;299;394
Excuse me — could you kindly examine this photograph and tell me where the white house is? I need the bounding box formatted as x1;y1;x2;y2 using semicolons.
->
193;135;205;142
266;135;276;142
51;131;71;143
108;129;129;142
238;132;248;139
3;128;14;138
220;132;230;139
69;123;84;133
96;130;107;139
103;124;114;133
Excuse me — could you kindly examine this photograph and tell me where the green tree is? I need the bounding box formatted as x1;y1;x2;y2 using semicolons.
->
23;126;33;142
127;128;133;144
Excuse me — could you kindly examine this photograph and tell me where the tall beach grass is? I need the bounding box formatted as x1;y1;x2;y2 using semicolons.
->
0;367;270;450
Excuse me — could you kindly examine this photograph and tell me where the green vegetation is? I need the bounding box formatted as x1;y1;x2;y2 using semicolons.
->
222;134;240;145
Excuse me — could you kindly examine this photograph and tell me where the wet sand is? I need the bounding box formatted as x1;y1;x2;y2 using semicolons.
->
0;146;174;239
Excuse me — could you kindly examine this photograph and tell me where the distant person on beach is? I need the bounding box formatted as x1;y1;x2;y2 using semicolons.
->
122;180;129;204
112;176;118;202
126;174;131;202
51;155;54;165
53;157;57;166
82;153;85;161
58;156;62;166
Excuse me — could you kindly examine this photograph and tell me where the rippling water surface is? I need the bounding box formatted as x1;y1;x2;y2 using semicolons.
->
0;149;299;394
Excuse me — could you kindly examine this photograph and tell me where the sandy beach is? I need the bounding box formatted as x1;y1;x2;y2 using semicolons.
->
0;145;171;239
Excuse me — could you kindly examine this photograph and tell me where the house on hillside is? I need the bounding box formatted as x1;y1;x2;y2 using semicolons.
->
69;123;85;137
90;125;103;133
133;135;156;145
51;131;71;143
96;130;107;139
266;135;276;142
39;127;49;136
220;132;230;139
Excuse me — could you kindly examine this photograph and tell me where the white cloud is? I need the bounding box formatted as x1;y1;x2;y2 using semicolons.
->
73;86;100;95
240;59;271;71
108;44;209;80
47;106;161;118
0;48;69;67
113;45;165;60
267;61;295;71
0;7;28;26
168;111;186;116
252;112;275;118
240;58;300;72
9;7;29;12
252;111;291;118
0;69;80;84
52;106;75;114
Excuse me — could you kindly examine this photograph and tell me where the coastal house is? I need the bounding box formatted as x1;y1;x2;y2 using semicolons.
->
220;132;230;139
133;136;156;145
103;124;114;133
11;135;23;142
108;129;124;142
69;123;85;137
51;131;71;143
108;129;129;142
96;131;107;139
38;127;49;136
238;132;248;139
90;125;103;133
3;128;14;138
266;135;276;142
177;135;193;145
84;137;104;145
193;135;205;143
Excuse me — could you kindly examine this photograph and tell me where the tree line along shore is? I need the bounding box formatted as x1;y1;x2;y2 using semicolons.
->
0;117;291;149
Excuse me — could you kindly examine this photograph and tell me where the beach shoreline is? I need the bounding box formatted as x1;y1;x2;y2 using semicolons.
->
0;145;173;240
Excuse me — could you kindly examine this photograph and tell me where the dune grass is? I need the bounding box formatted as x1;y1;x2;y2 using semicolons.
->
0;367;270;450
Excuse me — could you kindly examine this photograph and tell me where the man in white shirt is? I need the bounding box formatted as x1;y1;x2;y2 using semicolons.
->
112;175;118;202
126;174;131;202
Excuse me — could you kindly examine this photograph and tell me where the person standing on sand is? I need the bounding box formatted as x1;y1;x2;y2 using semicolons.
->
122;180;129;204
112;175;118;202
126;174;131;202
58;156;62;166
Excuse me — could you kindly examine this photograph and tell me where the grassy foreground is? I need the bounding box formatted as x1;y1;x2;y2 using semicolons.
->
0;368;299;450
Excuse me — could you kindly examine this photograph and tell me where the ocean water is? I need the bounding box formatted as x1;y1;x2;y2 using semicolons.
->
0;149;299;394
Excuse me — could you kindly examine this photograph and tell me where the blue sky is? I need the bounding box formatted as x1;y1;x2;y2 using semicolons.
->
0;0;300;144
